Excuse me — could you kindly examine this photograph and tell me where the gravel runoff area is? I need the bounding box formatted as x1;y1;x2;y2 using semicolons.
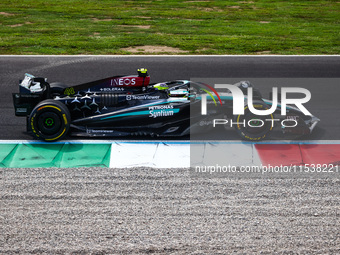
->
1;167;339;254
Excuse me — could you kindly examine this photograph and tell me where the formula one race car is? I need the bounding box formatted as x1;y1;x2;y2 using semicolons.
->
12;69;320;141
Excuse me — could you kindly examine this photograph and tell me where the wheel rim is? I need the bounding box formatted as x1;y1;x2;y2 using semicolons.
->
45;117;54;127
37;112;62;136
244;115;269;135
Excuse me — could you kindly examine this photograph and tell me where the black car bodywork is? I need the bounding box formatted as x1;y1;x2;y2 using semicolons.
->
13;69;320;141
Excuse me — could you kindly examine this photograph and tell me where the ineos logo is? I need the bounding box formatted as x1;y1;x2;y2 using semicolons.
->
111;78;136;86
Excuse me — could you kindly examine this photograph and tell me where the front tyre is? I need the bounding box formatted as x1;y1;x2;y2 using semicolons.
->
29;99;71;141
234;104;274;141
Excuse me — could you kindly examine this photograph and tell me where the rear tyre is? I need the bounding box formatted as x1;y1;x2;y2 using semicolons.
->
234;103;274;141
29;99;71;141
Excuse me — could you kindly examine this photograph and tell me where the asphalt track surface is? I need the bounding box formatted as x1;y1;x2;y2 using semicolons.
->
1;56;340;254
1;55;340;140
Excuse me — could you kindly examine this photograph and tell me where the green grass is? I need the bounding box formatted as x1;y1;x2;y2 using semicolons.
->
0;0;339;54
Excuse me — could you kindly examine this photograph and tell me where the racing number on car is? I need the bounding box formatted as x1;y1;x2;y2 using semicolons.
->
64;87;75;96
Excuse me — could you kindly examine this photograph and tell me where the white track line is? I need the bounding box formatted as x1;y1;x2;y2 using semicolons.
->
1;55;340;58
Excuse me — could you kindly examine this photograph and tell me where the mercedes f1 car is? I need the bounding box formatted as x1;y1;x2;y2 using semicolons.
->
12;69;320;141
